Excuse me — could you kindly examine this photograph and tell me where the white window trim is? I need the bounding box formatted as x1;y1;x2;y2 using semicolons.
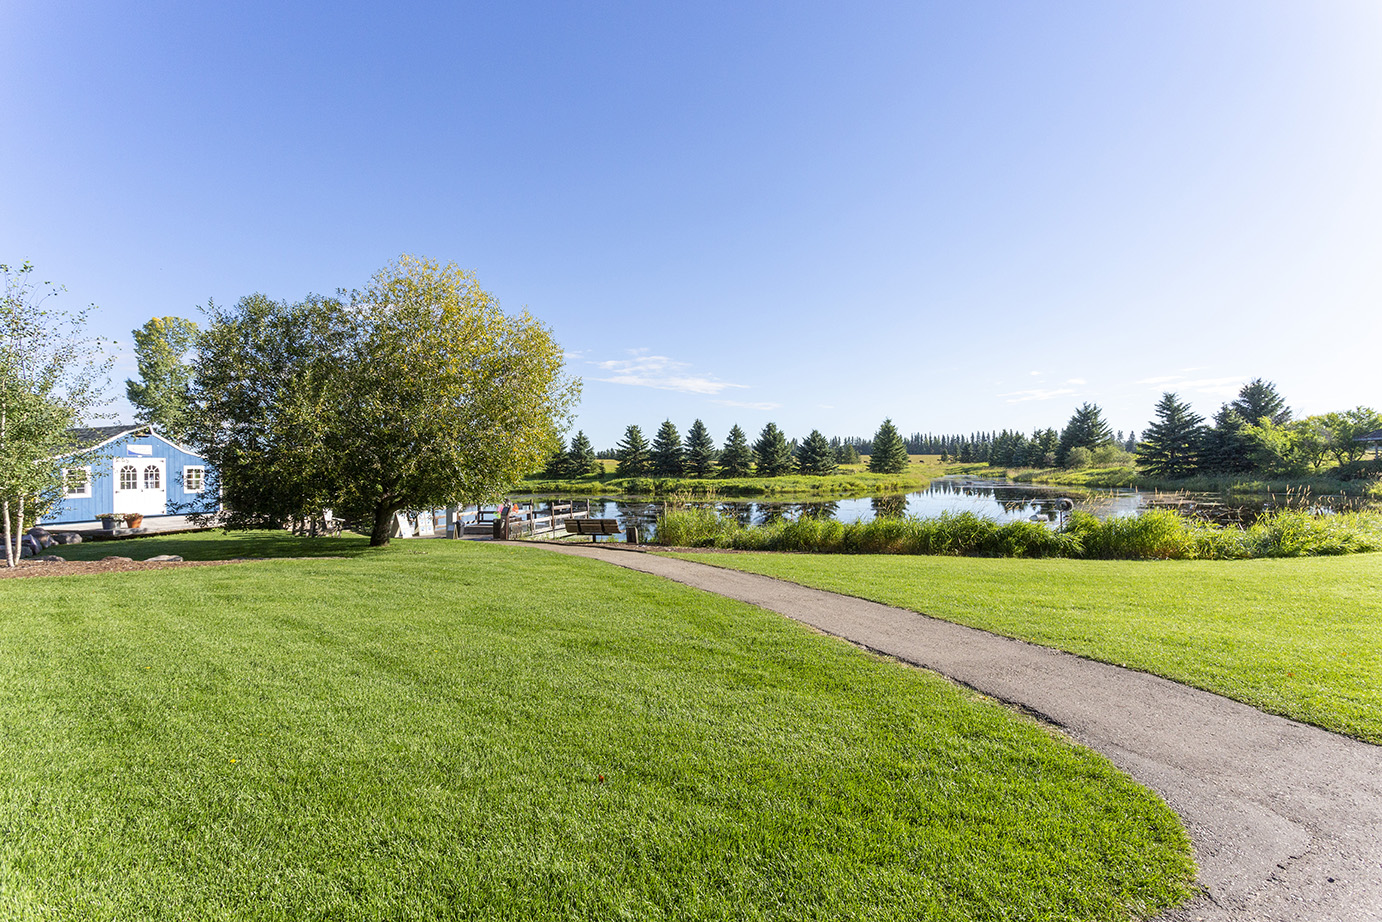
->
184;465;206;494
65;466;92;498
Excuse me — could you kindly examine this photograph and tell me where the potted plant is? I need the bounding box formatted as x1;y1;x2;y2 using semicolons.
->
124;513;144;529
98;514;118;530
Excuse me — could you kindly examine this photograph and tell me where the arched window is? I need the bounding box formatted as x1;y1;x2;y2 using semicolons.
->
144;465;161;490
119;465;139;490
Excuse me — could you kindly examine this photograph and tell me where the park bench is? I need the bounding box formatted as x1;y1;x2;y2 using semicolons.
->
564;518;624;542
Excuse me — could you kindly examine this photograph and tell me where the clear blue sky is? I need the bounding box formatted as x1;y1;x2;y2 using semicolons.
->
4;1;1379;449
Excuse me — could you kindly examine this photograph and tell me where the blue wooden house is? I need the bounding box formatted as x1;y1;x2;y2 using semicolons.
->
45;426;216;525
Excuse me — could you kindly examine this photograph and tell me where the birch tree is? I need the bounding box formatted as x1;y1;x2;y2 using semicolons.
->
0;262;112;566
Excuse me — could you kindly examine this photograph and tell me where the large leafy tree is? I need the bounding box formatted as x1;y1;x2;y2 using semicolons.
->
1315;408;1382;465
0;262;112;566
615;425;651;477
797;429;838;476
650;419;685;477
867;419;908;474
188;256;578;546
1056;403;1113;466
719;424;753;477
752;422;794;477
684;419;718;478
1231;379;1291;426
1136;393;1206;478
125;315;198;442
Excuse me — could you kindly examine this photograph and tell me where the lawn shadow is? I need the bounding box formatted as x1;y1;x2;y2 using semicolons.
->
52;529;376;562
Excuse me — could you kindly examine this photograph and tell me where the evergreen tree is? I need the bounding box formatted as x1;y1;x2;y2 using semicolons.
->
1056;403;1114;466
797;429;837;475
836;441;861;465
1124;431;1137;452
1200;406;1252;473
867;418;909;474
719;424;754;477
683;419;718;477
615;424;651;477
1136;392;1206;478
568;430;599;477
543;437;569;478
753;423;794;476
1027;428;1059;467
649;419;684;477
1230;378;1291;426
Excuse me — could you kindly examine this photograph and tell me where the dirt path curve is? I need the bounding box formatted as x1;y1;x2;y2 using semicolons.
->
515;542;1382;922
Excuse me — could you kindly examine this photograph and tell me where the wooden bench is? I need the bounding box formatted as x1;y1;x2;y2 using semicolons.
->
564;518;623;542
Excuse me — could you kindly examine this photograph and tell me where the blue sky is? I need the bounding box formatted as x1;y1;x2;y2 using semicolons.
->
3;1;1379;449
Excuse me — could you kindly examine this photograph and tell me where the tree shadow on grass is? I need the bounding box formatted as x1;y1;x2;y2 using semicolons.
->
53;529;376;562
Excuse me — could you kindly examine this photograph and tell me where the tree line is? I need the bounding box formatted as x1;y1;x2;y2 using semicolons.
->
1136;380;1379;478
545;419;910;479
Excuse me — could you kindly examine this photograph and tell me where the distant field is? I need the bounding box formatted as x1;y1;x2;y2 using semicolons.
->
0;533;1194;921
662;550;1382;743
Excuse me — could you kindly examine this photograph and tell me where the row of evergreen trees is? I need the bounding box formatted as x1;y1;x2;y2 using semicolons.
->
546;419;911;480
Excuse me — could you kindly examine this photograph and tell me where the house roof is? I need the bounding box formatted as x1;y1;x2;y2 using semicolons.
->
1356;429;1382;443
61;425;205;460
66;425;150;452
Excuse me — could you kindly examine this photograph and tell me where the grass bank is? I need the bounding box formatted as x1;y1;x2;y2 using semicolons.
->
993;463;1382;497
521;459;943;499
654;506;1382;559
0;533;1193;920
660;550;1382;744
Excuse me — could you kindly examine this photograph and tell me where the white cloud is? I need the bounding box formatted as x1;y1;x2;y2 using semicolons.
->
591;350;748;396
999;387;1078;403
1136;375;1183;385
1066;378;1086;385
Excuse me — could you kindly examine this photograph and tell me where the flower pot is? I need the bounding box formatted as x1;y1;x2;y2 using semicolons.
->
99;515;118;530
124;513;144;529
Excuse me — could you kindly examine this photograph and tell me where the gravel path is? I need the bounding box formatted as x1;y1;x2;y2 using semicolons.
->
518;542;1382;922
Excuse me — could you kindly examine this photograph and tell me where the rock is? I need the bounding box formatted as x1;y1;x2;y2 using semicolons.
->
143;555;184;563
19;544;33;558
28;526;50;539
37;555;64;563
51;533;81;545
100;556;134;563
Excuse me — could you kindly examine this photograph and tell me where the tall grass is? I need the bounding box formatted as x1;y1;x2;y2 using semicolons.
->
652;506;1382;560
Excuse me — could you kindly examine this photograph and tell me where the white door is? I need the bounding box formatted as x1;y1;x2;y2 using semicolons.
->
112;459;167;516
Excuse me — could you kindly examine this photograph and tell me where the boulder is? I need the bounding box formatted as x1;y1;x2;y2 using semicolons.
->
144;555;184;563
37;555;64;563
100;556;134;563
28;526;50;539
50;533;82;545
19;543;34;558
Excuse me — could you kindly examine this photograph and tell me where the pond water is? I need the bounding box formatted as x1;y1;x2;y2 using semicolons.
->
516;476;1372;541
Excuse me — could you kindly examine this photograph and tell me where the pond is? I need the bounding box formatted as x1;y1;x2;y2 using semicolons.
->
516;476;1372;541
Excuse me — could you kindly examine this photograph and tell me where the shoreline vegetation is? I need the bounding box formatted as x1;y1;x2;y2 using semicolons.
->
521;455;1382;501
519;459;943;498
652;506;1382;560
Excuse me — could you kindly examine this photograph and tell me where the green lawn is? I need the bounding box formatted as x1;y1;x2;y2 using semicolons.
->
662;550;1382;744
0;533;1193;921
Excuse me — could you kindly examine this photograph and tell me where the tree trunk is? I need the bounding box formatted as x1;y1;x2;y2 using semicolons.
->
2;498;13;568
369;502;398;547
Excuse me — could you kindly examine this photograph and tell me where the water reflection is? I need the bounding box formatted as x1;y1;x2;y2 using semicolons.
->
523;476;1369;540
